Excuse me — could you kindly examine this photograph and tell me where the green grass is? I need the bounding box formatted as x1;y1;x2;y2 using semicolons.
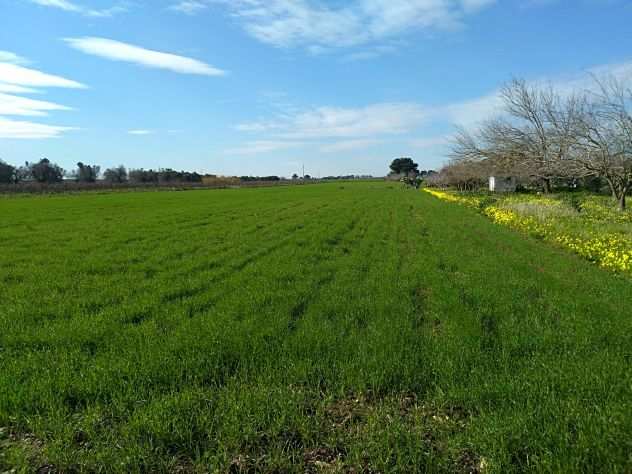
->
1;182;630;473
433;189;632;273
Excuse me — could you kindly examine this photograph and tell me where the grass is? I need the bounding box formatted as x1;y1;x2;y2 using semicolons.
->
425;189;632;274
1;182;631;473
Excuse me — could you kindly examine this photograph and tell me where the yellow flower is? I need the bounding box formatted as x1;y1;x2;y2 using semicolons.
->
423;189;632;274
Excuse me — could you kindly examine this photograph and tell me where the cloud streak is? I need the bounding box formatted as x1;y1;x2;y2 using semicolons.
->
0;116;76;139
28;0;127;17
225;140;303;155
0;93;71;117
0;51;30;65
171;0;496;51
237;103;427;140
0;62;86;89
320;138;383;153
0;52;83;139
228;58;632;159
64;37;227;76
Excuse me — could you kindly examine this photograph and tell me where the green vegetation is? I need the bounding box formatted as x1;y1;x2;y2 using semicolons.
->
1;182;631;473
425;189;632;274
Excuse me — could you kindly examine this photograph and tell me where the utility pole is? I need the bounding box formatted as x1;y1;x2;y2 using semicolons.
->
302;163;305;179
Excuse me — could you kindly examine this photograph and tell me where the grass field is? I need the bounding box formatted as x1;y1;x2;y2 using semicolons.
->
1;182;631;473
424;189;632;274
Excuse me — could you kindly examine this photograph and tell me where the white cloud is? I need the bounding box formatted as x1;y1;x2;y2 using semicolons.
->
225;140;303;155
0;55;82;139
170;1;208;15
0;116;76;139
320;139;382;153
432;59;632;129
28;0;127;17
439;93;503;126
0;51;30;65
230;102;425;157
64;37;227;76
128;129;154;135
177;0;496;51
238;103;426;140
0;93;71;117
229;59;632;158
0;62;86;89
0;84;39;94
30;0;81;12
409;135;452;148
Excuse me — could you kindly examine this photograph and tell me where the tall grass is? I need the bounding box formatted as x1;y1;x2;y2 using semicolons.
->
1;183;631;472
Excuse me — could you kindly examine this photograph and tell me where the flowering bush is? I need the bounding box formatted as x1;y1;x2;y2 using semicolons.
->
423;189;632;274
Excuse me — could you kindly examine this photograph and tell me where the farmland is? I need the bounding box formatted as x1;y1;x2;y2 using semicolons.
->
1;181;631;473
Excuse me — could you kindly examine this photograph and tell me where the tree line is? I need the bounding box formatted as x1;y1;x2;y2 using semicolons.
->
0;159;211;185
0;159;379;188
430;74;632;210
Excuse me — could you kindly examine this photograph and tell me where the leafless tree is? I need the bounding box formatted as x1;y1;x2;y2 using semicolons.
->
499;79;585;191
574;76;632;210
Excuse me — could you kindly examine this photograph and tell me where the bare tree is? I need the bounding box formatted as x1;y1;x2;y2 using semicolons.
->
574;77;632;210
499;79;582;192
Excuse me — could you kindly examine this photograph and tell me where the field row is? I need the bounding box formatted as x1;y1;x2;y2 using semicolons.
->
1;182;631;472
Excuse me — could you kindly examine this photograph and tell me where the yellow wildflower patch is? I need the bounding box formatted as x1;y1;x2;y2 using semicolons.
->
423;188;632;274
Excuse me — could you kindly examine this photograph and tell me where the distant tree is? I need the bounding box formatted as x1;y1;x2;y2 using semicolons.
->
129;169;158;183
304;174;312;180
389;157;419;175
0;159;17;184
103;165;128;183
25;158;65;183
292;173;299;180
75;162;100;183
240;175;281;182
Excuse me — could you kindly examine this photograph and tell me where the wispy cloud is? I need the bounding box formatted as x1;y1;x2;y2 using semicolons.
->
438;93;503;126
225;140;303;155
0;116;76;139
320;138;382;153
0;53;83;139
238;103;426;140
0;93;71;117
0;84;39;94
0;62;86;89
169;1;208;15
128;129;154;135
229;102;425;156
64;37;227;76
28;0;128;17
0;51;30;65
228;58;632;159
172;0;496;52
432;59;632;130
409;135;452;149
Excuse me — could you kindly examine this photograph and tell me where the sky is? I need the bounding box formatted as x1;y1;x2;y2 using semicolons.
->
1;0;632;177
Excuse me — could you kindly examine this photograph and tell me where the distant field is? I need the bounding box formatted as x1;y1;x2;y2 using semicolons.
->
1;182;630;473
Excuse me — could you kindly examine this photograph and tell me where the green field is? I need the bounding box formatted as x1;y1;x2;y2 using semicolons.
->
1;182;631;473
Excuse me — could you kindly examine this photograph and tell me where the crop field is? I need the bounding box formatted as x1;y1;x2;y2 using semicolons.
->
1;182;631;473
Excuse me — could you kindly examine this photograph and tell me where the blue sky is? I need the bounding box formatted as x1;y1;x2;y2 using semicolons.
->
1;0;632;177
